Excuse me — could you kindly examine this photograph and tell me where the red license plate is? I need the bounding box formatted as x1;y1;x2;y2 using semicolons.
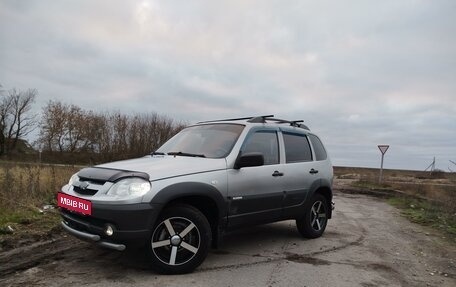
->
57;192;92;215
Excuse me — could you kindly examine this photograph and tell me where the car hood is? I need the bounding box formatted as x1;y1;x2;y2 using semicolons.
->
97;155;227;181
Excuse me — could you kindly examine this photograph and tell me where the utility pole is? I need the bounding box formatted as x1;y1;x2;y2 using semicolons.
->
378;145;389;184
424;157;436;173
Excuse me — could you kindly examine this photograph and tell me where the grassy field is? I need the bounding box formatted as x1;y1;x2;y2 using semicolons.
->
334;166;456;241
0;163;455;250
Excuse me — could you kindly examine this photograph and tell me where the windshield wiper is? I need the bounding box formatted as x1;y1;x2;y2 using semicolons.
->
151;151;166;156
167;151;206;158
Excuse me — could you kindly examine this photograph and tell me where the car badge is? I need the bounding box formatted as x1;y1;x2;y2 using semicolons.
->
77;181;90;190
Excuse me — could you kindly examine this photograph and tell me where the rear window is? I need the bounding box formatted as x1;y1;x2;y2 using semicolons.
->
282;132;312;163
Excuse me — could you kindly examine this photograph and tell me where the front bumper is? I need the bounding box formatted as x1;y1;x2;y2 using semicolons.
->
61;221;127;251
60;201;162;250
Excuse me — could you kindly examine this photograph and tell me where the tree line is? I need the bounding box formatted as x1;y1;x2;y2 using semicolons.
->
0;86;186;164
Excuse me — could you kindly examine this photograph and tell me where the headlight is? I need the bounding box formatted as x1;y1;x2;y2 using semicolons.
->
68;173;79;186
106;178;151;198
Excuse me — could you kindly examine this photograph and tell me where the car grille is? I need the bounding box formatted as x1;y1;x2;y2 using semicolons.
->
73;177;106;196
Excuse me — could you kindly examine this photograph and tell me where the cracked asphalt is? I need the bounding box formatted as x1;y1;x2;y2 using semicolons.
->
1;192;455;286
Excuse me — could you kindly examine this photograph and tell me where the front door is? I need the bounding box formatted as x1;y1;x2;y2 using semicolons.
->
227;129;283;228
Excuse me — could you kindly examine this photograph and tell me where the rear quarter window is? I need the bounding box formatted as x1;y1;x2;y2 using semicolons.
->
308;134;327;161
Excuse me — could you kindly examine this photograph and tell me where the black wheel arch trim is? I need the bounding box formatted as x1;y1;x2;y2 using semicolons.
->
152;182;227;224
307;178;333;219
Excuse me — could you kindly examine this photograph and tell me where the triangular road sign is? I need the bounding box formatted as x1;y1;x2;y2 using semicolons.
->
378;145;389;154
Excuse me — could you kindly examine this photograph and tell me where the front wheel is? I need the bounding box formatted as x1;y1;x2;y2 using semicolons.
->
147;204;212;274
296;193;329;238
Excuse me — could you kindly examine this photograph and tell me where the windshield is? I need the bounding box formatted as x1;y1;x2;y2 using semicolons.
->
156;124;245;158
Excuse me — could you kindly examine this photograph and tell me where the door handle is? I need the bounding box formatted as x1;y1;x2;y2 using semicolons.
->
272;171;284;177
309;169;319;174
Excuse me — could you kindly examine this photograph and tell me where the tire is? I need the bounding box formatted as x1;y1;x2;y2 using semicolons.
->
296;193;329;239
147;204;212;274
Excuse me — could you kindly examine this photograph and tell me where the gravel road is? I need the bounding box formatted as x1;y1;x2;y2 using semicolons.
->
1;192;455;287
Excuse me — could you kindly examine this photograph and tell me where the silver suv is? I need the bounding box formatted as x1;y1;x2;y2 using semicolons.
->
58;115;334;274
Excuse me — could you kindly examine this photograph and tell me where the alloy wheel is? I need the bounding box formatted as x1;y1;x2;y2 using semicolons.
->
151;217;201;266
310;200;327;231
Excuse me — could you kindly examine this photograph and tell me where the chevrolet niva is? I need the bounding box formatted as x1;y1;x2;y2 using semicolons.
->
58;115;334;274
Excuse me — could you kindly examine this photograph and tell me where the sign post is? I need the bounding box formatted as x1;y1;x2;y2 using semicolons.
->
378;145;389;184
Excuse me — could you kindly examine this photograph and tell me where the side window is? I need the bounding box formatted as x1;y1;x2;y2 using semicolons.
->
283;132;312;163
242;130;279;165
308;134;327;161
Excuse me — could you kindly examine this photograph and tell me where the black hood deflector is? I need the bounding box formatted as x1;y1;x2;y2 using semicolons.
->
77;167;150;182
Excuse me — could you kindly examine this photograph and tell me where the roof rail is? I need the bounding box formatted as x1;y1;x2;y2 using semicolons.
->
246;115;275;123
197;115;310;130
268;118;310;130
197;115;274;124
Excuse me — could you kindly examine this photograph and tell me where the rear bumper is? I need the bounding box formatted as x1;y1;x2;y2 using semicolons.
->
60;201;162;250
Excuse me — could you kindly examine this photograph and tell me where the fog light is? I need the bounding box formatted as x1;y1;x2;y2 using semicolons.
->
105;224;114;236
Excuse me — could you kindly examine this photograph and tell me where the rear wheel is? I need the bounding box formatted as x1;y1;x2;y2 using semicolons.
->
147;204;212;274
296;193;328;238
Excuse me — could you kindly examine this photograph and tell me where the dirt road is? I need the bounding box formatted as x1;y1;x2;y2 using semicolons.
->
1;192;455;287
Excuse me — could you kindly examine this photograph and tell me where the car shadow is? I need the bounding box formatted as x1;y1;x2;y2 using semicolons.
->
91;220;303;273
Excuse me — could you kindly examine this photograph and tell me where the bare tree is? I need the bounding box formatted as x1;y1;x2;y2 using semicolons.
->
0;88;37;155
65;104;87;152
0;94;13;155
38;101;68;152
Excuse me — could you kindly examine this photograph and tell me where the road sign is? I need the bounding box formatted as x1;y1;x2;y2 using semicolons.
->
378;145;389;154
378;145;390;183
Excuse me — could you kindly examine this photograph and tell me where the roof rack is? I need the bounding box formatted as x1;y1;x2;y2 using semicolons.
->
197;115;310;130
246;115;275;123
197;115;273;124
267;118;310;130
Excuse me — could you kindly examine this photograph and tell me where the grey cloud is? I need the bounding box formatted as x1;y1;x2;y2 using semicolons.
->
0;0;455;170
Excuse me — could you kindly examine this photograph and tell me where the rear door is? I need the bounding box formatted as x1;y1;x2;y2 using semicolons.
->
279;130;316;218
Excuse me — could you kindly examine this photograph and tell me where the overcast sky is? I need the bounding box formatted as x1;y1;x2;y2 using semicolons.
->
1;0;455;170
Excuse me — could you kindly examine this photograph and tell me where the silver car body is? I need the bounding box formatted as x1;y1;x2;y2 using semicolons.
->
59;116;333;258
61;120;333;209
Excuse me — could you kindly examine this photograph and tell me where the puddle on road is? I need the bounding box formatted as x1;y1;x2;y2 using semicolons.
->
211;250;231;255
285;253;332;265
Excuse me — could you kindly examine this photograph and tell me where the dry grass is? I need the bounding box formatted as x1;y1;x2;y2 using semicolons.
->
334;166;456;213
0;162;80;226
0;162;81;250
334;166;456;239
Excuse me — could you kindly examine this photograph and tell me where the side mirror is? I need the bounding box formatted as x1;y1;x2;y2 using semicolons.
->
234;152;264;169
